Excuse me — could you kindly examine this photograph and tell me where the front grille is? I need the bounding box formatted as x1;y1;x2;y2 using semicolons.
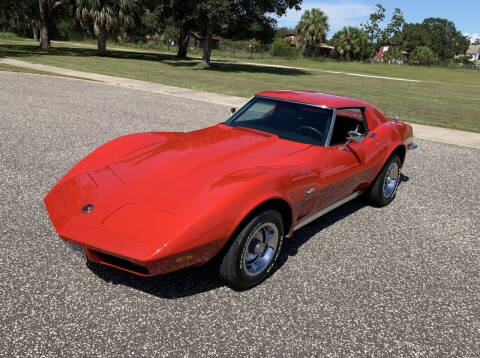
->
94;251;149;275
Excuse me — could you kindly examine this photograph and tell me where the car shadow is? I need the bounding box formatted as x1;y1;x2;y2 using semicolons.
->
273;173;410;276
87;260;223;299
273;198;366;274
88;174;410;298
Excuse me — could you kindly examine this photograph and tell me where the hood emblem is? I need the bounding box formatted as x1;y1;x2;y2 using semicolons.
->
81;203;95;213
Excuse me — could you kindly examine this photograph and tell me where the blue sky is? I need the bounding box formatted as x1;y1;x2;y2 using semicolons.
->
276;0;479;42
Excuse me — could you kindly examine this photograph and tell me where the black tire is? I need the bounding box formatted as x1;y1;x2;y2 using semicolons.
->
366;154;401;207
219;210;284;289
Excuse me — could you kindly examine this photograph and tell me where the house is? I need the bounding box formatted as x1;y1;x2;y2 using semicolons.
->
375;43;409;63
318;43;334;56
284;33;334;55
284;33;297;47
465;45;480;63
190;31;222;49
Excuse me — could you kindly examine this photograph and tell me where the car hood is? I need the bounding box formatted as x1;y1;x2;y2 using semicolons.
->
45;124;309;249
108;124;309;198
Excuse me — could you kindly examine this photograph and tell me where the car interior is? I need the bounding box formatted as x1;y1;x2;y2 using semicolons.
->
328;108;368;146
227;98;334;146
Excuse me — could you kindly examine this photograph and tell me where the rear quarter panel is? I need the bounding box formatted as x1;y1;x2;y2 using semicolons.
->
363;106;413;183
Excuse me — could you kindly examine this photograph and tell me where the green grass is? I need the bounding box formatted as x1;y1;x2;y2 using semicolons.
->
1;37;479;132
0;63;96;81
0;32;28;41
63;38;479;85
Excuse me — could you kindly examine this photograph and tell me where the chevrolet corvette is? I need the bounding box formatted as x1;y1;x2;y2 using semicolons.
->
44;90;416;289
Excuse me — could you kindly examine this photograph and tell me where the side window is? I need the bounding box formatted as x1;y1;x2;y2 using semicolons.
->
329;108;368;146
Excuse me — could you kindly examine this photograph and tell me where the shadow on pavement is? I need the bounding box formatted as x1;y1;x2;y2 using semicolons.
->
88;174;410;298
88;260;223;299
87;198;367;298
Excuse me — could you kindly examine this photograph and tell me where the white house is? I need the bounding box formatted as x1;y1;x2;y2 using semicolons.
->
466;45;480;63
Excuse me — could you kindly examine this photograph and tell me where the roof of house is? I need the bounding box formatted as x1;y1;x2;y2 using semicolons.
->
255;90;371;109
320;44;334;50
191;31;222;41
466;45;480;55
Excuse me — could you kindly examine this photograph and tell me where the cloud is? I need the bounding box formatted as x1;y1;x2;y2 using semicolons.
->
276;0;372;36
463;32;480;43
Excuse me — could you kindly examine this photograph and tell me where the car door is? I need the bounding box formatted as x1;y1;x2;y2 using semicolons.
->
316;108;370;208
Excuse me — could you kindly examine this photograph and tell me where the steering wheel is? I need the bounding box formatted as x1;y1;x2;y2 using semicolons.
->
295;125;325;142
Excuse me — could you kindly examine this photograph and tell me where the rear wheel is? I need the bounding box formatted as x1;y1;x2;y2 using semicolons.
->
219;210;284;289
367;154;401;207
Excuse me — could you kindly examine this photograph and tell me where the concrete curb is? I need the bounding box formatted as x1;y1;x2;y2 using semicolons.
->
2;58;479;149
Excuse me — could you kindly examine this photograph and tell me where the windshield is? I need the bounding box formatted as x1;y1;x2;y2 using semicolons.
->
225;97;334;146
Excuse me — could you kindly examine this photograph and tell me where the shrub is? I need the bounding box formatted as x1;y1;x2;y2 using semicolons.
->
0;31;23;40
270;38;298;58
383;46;405;63
454;55;473;64
410;46;436;65
220;39;262;54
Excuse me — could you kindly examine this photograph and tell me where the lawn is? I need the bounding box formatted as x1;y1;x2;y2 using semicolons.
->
1;37;479;132
0;63;91;80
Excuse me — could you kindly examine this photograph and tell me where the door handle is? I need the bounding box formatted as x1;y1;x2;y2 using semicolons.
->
305;188;315;196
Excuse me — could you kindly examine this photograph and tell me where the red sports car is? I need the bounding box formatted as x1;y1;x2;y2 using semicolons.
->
44;90;416;289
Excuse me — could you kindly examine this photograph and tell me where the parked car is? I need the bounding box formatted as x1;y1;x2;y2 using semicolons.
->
44;90;417;289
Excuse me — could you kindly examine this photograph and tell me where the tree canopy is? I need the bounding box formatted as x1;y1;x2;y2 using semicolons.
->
148;0;301;62
70;0;140;56
384;8;406;43
400;23;433;54
331;26;368;61
358;4;469;62
0;0;40;38
295;8;329;57
275;27;295;38
0;0;473;65
361;3;385;45
421;17;469;60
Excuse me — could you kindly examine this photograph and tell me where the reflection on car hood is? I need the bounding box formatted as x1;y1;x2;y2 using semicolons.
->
109;124;310;199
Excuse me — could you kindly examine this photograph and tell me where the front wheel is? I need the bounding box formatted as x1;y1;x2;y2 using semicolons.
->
219;210;284;289
366;154;401;207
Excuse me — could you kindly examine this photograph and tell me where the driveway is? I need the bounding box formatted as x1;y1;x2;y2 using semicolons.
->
1;72;479;357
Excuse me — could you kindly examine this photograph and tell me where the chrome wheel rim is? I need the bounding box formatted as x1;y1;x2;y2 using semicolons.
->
383;162;399;198
242;222;279;277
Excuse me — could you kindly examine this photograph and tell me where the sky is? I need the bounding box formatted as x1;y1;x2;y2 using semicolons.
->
276;0;480;42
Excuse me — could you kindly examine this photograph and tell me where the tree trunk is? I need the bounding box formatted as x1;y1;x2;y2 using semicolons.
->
94;22;107;56
38;0;50;50
33;25;39;41
177;25;190;59
201;22;213;68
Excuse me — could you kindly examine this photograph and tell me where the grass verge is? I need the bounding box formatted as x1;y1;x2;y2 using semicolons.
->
0;63;96;81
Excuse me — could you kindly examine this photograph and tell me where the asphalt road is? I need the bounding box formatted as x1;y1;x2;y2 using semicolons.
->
1;72;479;357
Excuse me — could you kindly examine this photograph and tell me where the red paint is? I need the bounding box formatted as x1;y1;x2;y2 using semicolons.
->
44;91;414;277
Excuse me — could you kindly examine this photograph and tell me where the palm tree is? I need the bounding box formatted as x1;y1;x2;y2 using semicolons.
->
295;8;329;57
71;0;138;56
332;26;368;61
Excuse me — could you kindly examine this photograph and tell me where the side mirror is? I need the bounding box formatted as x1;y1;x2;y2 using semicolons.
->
347;130;364;143
231;108;236;114
340;131;364;151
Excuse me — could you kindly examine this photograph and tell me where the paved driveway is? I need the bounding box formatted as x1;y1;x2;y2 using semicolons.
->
1;73;479;357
